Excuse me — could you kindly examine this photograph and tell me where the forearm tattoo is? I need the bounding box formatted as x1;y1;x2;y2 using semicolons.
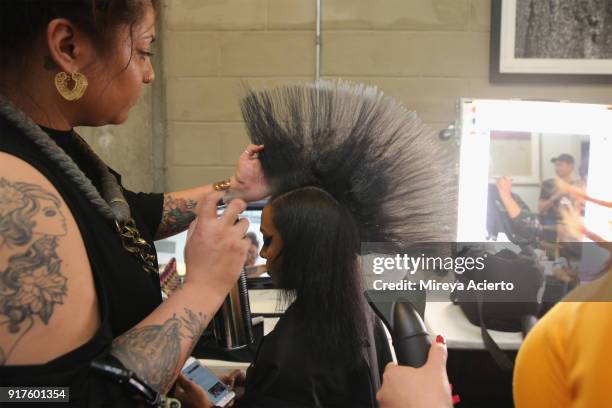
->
111;308;206;393
155;194;197;239
0;178;68;365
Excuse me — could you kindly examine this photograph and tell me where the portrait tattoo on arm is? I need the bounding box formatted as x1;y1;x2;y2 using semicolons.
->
155;194;197;239
0;178;68;365
110;308;206;393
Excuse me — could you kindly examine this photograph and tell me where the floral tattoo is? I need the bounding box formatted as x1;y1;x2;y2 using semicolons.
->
155;194;197;239
0;178;68;364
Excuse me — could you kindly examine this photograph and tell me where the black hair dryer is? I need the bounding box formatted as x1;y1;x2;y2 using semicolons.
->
365;291;431;368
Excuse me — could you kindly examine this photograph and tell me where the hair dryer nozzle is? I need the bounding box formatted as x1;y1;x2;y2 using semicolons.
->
364;291;431;368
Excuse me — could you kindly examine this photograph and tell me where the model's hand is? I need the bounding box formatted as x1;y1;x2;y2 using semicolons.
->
184;191;250;294
175;373;213;408
377;339;452;408
220;369;247;389
230;144;269;202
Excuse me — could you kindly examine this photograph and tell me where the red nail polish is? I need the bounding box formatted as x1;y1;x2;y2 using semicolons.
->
436;334;446;344
449;384;460;405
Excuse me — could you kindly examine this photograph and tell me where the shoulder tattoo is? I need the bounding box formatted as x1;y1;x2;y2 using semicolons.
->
0;177;68;364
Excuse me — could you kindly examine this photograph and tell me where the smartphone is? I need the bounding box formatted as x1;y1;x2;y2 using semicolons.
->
182;357;236;407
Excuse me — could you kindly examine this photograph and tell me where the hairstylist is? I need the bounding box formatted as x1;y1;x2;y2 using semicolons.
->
0;0;267;405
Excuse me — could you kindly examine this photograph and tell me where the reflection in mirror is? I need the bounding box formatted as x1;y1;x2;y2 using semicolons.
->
487;131;589;255
489;131;540;184
242;207;269;279
457;99;612;284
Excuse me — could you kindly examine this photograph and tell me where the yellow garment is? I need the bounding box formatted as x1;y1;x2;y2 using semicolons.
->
513;273;612;408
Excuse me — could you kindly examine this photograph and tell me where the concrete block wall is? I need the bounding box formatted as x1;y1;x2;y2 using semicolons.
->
78;86;155;192
162;0;612;191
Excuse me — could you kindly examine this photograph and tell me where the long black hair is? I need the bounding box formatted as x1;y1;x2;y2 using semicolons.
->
270;186;366;363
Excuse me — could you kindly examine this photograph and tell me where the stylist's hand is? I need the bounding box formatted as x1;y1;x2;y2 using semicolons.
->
230;144;269;202
377;338;452;408
175;373;213;408
184;191;250;293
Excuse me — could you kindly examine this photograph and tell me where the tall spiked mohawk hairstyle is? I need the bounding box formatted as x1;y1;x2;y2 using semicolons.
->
240;80;453;245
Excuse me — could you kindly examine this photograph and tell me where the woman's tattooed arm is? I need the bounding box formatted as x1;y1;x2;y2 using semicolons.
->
155;194;197;240
110;308;206;393
155;183;229;240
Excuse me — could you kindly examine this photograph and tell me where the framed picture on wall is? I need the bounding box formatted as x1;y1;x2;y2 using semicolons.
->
490;0;612;84
489;130;540;184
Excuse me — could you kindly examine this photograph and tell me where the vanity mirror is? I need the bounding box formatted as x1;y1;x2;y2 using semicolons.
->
457;99;612;246
454;99;612;288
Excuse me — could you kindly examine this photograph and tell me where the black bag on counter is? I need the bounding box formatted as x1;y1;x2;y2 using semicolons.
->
452;247;544;370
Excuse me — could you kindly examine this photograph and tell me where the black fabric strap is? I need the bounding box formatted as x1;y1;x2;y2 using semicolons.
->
477;294;515;371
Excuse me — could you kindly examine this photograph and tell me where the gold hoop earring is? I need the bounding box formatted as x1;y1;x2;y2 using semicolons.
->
54;71;88;101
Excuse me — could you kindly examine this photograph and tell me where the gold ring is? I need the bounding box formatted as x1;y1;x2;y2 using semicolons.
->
213;178;232;191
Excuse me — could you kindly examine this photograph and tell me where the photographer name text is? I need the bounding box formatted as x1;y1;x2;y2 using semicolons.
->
372;279;514;291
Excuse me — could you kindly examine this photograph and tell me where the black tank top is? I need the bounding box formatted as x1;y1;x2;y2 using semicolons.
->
0;115;163;406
